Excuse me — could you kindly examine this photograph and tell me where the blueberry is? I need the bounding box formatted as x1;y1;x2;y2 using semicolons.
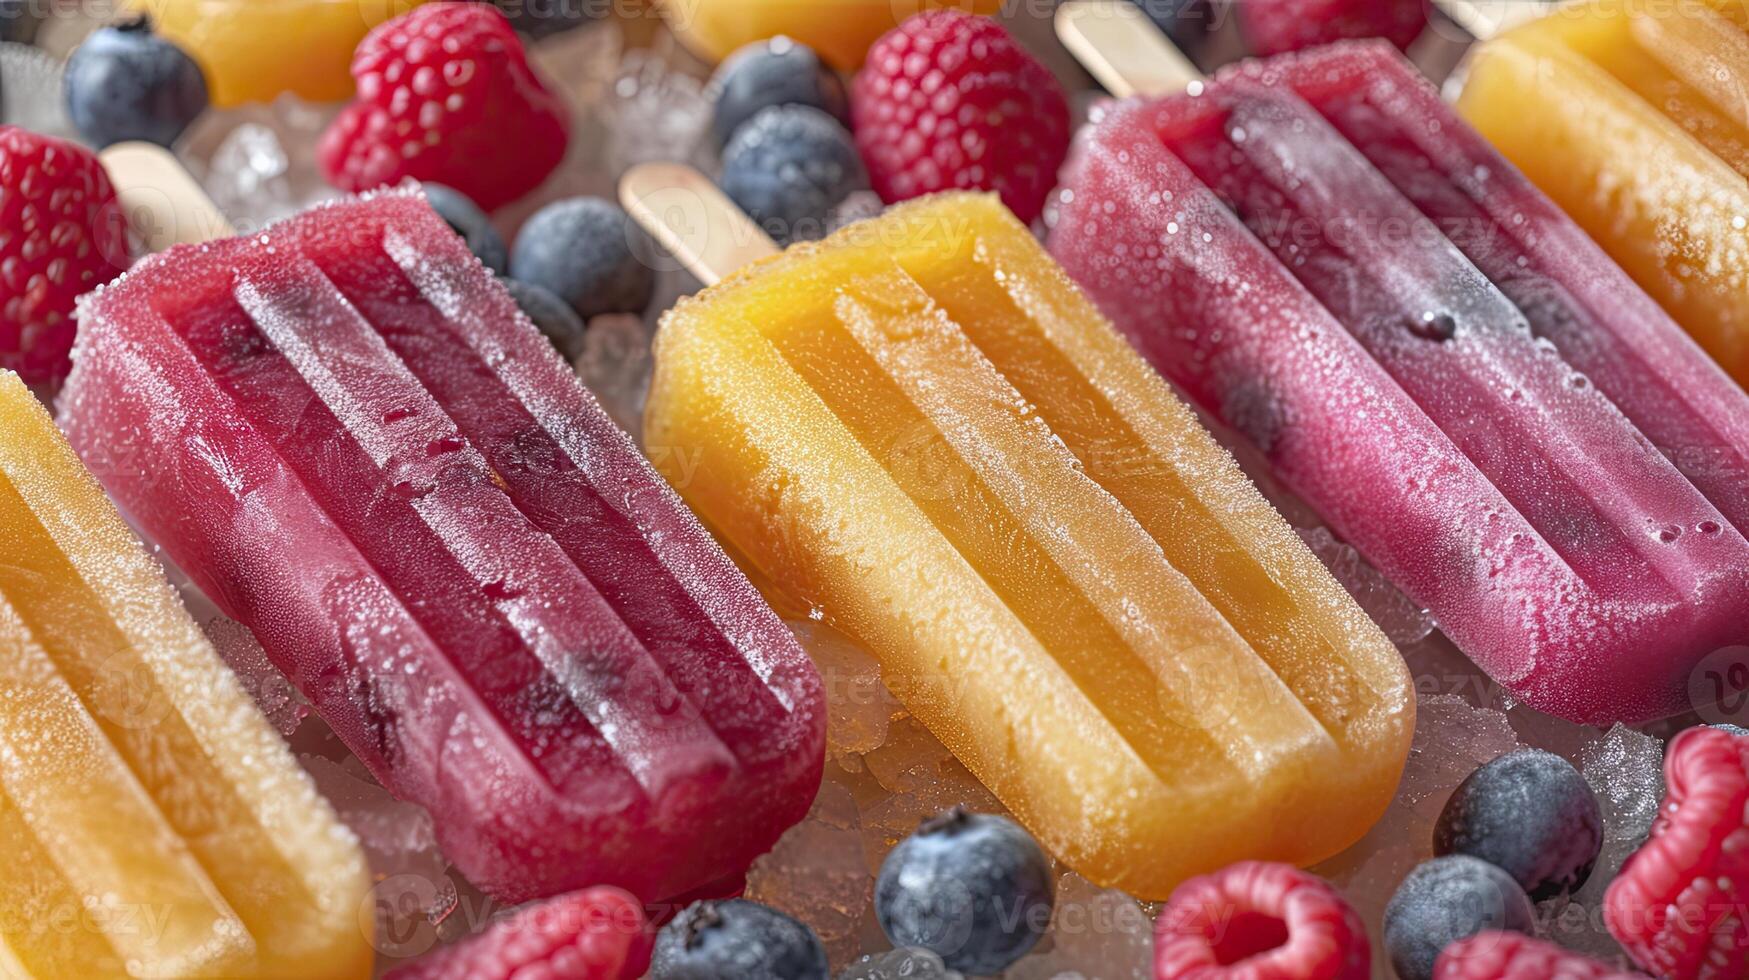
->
709;37;849;150
486;0;603;39
1434;748;1602;901
501;277;586;361
650;899;828;980
423;184;508;274
509;197;655;320
64;17;208;149
1130;0;1215;45
719;105;866;246
1383;855;1536;980
874;807;1054;975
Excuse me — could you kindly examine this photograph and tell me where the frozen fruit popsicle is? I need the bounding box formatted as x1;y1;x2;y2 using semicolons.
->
1456;0;1749;386
1228;43;1749;541
1051;38;1749;723
657;0;999;68
637;179;1413;899
58;187;826;905
136;0;432;106
0;370;373;978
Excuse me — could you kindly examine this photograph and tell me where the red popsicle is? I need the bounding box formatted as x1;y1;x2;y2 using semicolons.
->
1051;43;1749;723
1239;43;1749;533
59;189;826;904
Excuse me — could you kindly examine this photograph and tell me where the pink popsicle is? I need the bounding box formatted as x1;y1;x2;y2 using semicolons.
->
1051;43;1749;724
59;190;826;904
1243;43;1749;531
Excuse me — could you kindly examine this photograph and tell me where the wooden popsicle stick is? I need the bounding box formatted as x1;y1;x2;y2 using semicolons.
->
618;163;779;287
1054;0;1205;97
1429;0;1549;40
1058;0;1551;101
99;142;233;252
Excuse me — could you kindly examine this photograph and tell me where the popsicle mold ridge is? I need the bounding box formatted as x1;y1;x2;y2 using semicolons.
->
1052;41;1749;725
644;191;1415;900
0;371;373;977
1458;0;1749;389
57;186;827;905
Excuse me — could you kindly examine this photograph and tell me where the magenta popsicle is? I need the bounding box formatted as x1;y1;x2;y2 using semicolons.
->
1051;42;1749;724
1240;44;1749;533
58;189;826;904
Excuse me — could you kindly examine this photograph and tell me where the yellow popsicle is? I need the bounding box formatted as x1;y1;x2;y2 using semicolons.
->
0;372;373;978
132;0;429;106
657;0;1000;68
1457;0;1749;384
643;193;1414;898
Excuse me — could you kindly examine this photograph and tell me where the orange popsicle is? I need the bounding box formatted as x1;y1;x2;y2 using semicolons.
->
134;0;429;106
642;192;1414;898
0;371;372;977
1457;0;1749;383
658;0;1000;68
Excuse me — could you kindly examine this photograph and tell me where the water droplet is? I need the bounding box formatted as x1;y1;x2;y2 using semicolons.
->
1699;520;1723;535
1658;524;1683;543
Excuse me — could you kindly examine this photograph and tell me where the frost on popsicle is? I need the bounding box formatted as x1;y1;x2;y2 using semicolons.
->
1054;41;1749;725
1459;2;1749;389
0;371;372;978
645;191;1413;900
58;188;826;906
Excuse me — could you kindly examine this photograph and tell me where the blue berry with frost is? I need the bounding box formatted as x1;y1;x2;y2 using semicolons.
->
650;900;827;980
1383;855;1535;980
509;196;655;320
1434;748;1602;901
874;807;1054;975
709;37;848;150
719;105;865;246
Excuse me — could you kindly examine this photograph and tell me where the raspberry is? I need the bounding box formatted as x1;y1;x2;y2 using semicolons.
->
1239;0;1427;57
850;10;1070;224
0;126;129;386
385;887;652;980
1605;726;1749;979
317;3;568;212
1435;932;1644;979
1154;861;1369;979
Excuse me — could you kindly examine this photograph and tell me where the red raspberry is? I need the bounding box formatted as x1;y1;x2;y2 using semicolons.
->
1239;0;1428;57
1605;727;1749;979
385;886;652;980
318;2;568;212
0;126;128;386
1435;932;1645;979
850;10;1070;224
1154;861;1369;979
